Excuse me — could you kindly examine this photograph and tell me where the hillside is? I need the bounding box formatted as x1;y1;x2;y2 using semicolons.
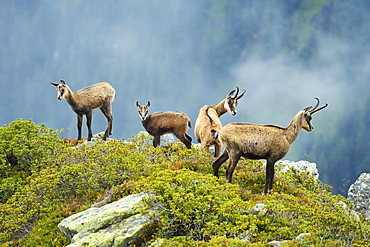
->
1;1;370;195
0;119;369;246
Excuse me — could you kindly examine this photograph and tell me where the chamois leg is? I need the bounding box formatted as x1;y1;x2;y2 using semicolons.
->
225;152;241;183
212;150;229;177
176;133;192;149
77;114;83;141
86;111;93;141
185;133;192;143
100;106;113;140
214;143;222;157
173;130;192;149
264;160;276;194
153;135;161;148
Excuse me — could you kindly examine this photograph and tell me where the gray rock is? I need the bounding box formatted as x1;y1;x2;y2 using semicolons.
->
296;233;311;242
276;160;319;179
252;203;267;215
58;192;154;246
348;173;370;219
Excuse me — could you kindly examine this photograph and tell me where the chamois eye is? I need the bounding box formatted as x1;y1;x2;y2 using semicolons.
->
61;89;65;94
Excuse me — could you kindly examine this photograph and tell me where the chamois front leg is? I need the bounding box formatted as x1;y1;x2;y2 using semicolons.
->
86;111;93;141
214;143;222;157
212;150;229;177
77;114;83;141
153;135;161;148
264;160;276;194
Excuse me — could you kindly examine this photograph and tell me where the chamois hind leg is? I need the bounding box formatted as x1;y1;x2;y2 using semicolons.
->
225;151;241;183
77;114;83;141
174;131;192;149
212;150;229;177
100;105;113;140
86;111;93;141
264;159;276;194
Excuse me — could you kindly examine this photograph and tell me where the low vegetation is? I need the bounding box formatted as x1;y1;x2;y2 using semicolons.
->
0;119;369;246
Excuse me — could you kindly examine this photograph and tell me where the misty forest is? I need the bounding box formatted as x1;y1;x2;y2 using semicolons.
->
1;0;370;195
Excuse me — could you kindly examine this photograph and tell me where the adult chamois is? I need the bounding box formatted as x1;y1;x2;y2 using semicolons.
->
212;98;328;194
136;101;192;149
51;80;115;142
194;87;246;157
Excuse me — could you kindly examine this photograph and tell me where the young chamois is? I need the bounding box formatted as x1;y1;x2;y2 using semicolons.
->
194;87;246;157
51;80;115;142
136;101;192;149
212;98;328;194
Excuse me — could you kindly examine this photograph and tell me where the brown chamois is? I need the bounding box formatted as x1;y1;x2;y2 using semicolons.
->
212;98;328;194
51;80;115;142
194;87;246;157
136;101;192;149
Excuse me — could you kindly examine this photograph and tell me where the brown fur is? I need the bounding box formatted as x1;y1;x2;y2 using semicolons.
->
51;80;115;142
194;87;245;157
212;98;328;194
136;101;192;149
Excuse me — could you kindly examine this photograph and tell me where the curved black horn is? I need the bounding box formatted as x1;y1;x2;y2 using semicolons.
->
310;97;320;112
237;89;246;99
311;103;328;114
234;86;240;98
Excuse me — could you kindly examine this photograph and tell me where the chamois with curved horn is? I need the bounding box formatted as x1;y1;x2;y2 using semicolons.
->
136;101;192;149
51;80;115;142
212;98;328;194
194;87;246;157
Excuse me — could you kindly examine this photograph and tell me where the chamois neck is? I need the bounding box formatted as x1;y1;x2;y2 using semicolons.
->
64;87;78;107
211;99;228;116
285;111;304;144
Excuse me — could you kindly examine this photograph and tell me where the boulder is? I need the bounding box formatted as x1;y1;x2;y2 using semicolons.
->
347;173;370;219
276;160;319;179
58;192;154;246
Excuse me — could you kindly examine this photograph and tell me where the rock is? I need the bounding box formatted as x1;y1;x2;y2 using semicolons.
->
252;203;267;215
348;173;370;219
58;192;154;246
296;233;311;242
276;160;319;179
136;131;178;147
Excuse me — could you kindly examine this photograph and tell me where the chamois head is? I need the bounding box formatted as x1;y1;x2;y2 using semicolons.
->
50;80;68;101
225;87;246;116
301;97;328;132
136;101;150;121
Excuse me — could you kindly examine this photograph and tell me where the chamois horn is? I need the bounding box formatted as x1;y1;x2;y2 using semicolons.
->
310;97;328;114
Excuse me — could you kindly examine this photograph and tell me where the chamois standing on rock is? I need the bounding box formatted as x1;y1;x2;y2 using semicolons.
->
194;87;246;157
212;98;328;194
51;80;115;142
136;101;192;149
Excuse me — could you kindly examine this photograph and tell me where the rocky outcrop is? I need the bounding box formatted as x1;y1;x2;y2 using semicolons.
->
347;173;370;219
58;192;154;246
276;160;319;179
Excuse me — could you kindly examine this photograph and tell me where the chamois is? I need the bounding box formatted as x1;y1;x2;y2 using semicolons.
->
194;87;246;157
212;98;328;194
51;80;115;142
136;101;192;149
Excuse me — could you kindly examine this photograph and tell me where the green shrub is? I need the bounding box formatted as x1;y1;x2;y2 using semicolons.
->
1;123;370;246
0;119;66;203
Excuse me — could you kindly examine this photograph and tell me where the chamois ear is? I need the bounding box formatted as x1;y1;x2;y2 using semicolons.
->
136;101;140;107
60;80;66;85
147;101;150;107
50;82;59;87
